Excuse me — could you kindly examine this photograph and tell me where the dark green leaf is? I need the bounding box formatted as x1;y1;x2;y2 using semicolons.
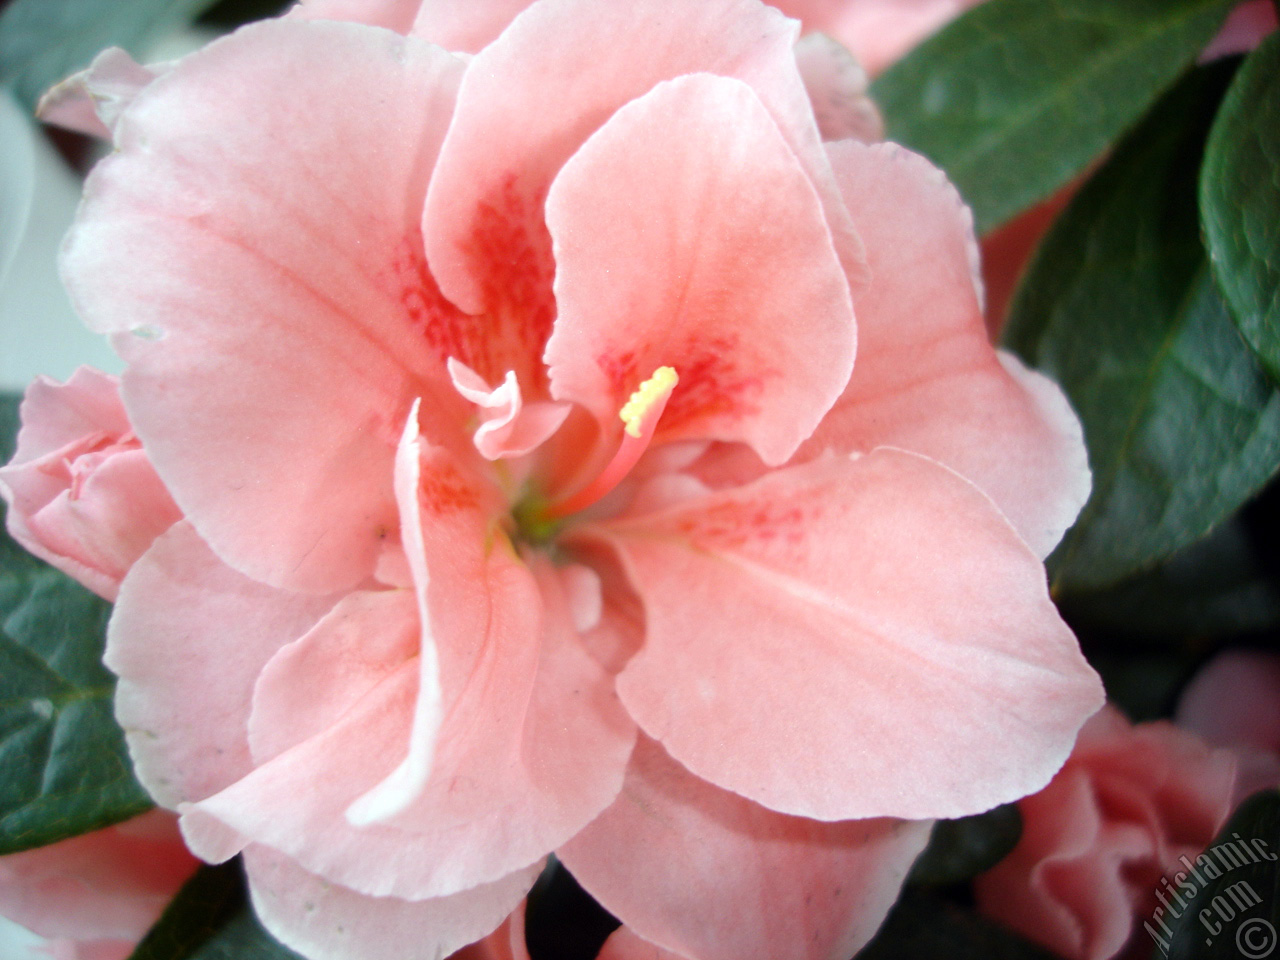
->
908;804;1023;886
129;860;304;960
0;392;20;463
1201;32;1280;384
0;565;152;852
0;0;215;112
526;859;617;960
0;394;42;579
0;394;152;854
1081;648;1196;723
1159;790;1280;960
859;889;1059;960
871;0;1234;233
1004;61;1280;593
197;0;288;28
1061;518;1280;641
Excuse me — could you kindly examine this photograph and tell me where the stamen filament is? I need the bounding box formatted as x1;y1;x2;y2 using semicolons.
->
544;367;678;520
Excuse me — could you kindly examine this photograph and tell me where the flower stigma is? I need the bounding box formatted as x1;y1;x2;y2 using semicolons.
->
537;366;679;525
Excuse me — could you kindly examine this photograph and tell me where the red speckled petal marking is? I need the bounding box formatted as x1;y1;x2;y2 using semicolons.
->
544;75;853;467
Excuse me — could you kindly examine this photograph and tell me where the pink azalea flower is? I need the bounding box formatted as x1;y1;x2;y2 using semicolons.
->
770;0;984;75
975;706;1240;960
0;811;199;960
0;367;182;600
1177;650;1280;804
36;1;1103;957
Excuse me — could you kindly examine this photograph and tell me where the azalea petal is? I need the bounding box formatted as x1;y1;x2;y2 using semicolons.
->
287;0;423;32
447;359;570;460
357;541;635;888
976;706;1239;960
183;465;632;899
0;811;196;942
177;617;418;867
248;590;420;766
243;845;540;960
802;141;1090;558
451;902;530;960
562;539;644;676
596;927;689;960
15;449;179;600
423;0;865;387
6;368;128;459
62;19;469;592
345;401;449;824
106;522;335;809
411;0;534;52
37;48;164;140
793;34;883;143
1178;650;1280;756
544;75;853;466
559;737;932;960
587;447;1103;821
773;0;981;76
0;368;180;599
1201;0;1277;60
975;768;1112;960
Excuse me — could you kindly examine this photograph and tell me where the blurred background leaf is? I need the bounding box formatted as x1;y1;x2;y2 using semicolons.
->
1201;31;1280;384
908;804;1023;888
873;0;1236;233
1163;789;1280;960
0;0;220;112
128;860;304;960
860;889;1059;960
1003;59;1280;594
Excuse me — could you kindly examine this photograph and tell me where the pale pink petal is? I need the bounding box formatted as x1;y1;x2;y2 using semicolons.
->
773;0;983;75
15;450;180;599
452;902;531;960
544;75;853;466
560;737;932;960
423;0;865;388
1178;650;1280;756
62;20;469;592
1179;650;1280;802
345;402;450;824
976;768;1101;960
248;590;420;765
793;34;883;142
1201;0;1277;60
243;845;540;960
1;369;181;600
5;369;129;452
183;485;633;899
803;141;1090;558
0;811;197;942
586;448;1102;821
37;48;165;140
447;359;570;460
596;928;689;960
560;563;602;632
58;942;134;960
977;706;1240;960
411;0;535;52
177;635;417;869
106;522;336;808
562;539;644;675
287;0;423;32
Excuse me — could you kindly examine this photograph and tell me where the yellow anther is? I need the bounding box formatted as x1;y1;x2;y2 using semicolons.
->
619;366;679;438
